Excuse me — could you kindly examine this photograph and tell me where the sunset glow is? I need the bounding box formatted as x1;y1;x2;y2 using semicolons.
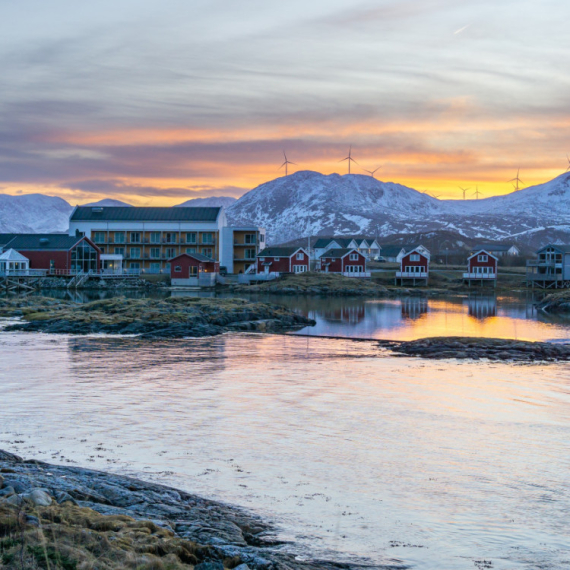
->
2;1;569;204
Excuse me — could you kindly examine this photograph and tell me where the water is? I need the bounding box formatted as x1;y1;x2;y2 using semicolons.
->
1;294;570;569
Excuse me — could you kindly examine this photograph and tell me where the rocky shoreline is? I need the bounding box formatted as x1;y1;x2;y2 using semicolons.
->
0;297;315;339
383;336;570;362
0;450;380;570
536;291;570;313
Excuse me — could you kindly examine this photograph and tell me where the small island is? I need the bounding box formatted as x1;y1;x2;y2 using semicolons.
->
0;297;315;338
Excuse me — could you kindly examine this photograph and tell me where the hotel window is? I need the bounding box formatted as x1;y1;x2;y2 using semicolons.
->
165;248;176;258
130;247;141;258
114;232;125;243
129;262;140;269
129;232;141;243
93;232;106;243
201;248;213;258
165;232;177;243
114;247;124;255
174;266;182;273
186;247;196;254
245;249;256;259
150;248;160;258
478;254;488;262
149;263;161;273
150;232;161;244
410;254;420;261
245;234;256;244
201;233;213;244
185;233;197;244
260;234;265;243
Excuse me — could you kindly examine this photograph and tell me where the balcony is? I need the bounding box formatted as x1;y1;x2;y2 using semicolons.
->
463;272;496;279
396;271;428;278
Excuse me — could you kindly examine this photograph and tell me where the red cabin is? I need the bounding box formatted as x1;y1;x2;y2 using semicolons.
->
0;234;101;274
395;247;430;286
257;247;309;274
463;250;498;286
169;253;219;286
318;248;367;274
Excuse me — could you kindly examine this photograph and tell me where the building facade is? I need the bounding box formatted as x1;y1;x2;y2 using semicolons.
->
463;250;498;286
69;206;264;274
395;247;430;286
318;248;367;273
169;253;219;287
526;244;570;288
257;247;309;274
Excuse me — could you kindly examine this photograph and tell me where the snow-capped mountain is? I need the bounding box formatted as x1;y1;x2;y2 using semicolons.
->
0;194;72;233
227;171;570;246
176;196;237;208
81;199;133;207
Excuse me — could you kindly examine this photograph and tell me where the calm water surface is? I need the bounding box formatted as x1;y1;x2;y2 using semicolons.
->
1;294;570;569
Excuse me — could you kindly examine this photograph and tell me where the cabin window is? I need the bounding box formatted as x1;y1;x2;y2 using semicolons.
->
190;266;198;276
349;253;359;261
478;254;488;262
275;257;280;261
174;266;182;273
259;258;265;262
410;254;420;261
294;265;307;273
296;252;304;260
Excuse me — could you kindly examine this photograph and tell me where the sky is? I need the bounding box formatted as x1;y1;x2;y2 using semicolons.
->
1;0;569;205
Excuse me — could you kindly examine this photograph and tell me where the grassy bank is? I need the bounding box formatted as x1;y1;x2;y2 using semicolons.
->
0;296;314;338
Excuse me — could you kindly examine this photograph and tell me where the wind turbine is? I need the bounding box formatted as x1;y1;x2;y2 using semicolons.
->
279;151;296;176
508;168;524;191
474;186;483;199
363;166;381;178
458;186;470;200
339;145;358;174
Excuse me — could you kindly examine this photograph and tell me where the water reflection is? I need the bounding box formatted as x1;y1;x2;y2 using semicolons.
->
401;297;429;320
465;296;496;320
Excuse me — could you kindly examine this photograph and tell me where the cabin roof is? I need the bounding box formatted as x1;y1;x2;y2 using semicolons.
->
0;234;88;251
70;206;221;222
468;249;499;261
258;246;303;257
473;243;518;251
320;248;358;258
169;252;216;263
0;248;29;262
535;244;570;254
380;245;405;257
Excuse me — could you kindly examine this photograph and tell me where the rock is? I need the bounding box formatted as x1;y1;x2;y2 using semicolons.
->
0;486;16;498
25;515;40;527
234;564;251;570
22;488;52;506
0;474;3;488
55;490;78;505
3;493;24;507
194;562;225;570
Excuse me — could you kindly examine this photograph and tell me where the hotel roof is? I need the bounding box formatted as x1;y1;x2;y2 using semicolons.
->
70;206;221;223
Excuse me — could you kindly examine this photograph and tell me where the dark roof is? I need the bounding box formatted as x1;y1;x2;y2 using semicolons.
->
0;234;18;247
314;237;363;249
70;206;221;222
258;247;302;257
320;248;356;258
473;243;518;251
536;244;570;254
380;245;405;257
314;238;335;249
169;252;216;263
0;234;88;251
468;249;499;260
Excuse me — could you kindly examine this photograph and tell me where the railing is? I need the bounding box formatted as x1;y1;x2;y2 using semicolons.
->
396;271;428;278
0;269;47;277
342;271;371;278
526;260;562;267
463;272;496;279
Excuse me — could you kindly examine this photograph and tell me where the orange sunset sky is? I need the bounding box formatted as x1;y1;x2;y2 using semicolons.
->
1;0;569;206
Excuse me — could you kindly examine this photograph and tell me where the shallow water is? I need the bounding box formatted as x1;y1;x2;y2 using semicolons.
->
2;307;570;568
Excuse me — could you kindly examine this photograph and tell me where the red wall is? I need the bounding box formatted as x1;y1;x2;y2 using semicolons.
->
342;252;366;271
170;255;219;278
468;253;497;271
401;252;429;271
320;251;366;272
19;250;70;271
320;256;343;272
257;250;308;273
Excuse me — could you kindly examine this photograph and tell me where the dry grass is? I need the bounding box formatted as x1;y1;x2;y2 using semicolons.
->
0;501;216;570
